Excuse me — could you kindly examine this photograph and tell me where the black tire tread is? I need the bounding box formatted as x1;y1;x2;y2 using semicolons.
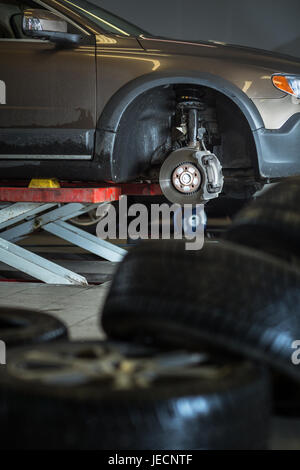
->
0;341;270;450
102;240;300;381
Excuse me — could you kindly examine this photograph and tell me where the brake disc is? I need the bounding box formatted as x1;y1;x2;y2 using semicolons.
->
159;148;224;205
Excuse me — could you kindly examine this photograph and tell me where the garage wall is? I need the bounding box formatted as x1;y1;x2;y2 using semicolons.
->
91;0;300;58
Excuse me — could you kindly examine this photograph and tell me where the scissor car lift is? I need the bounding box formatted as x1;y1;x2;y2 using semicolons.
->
0;182;161;285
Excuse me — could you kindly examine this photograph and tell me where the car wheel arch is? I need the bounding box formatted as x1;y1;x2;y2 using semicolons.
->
95;71;265;182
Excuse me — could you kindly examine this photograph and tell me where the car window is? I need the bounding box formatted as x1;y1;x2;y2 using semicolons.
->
58;0;148;37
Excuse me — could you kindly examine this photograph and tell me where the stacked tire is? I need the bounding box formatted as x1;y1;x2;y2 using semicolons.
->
0;307;68;348
99;178;300;448
101;240;300;382
0;340;270;449
2;178;300;449
226;177;300;264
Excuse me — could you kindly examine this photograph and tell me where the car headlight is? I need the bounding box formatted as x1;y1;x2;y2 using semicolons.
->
272;74;300;98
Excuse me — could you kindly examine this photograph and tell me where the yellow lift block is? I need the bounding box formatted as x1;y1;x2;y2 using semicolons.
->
28;178;61;189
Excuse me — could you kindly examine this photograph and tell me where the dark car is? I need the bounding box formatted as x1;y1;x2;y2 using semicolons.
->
0;0;300;204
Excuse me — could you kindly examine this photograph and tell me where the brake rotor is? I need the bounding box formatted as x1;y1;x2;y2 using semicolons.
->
159;148;204;204
159;147;223;205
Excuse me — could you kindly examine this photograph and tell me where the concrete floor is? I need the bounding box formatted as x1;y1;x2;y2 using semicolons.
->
0;230;299;449
0;280;109;340
0;231;118;338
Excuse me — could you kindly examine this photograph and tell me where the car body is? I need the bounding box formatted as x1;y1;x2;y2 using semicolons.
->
0;0;300;202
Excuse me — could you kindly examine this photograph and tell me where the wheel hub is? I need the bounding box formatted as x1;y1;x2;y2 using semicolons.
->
172;163;201;194
159;148;223;204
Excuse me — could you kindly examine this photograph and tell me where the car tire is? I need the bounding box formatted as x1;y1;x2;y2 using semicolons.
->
0;307;68;347
226;177;300;263
101;240;300;381
0;340;270;450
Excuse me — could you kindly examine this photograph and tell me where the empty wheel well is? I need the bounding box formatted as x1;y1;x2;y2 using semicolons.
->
111;84;259;190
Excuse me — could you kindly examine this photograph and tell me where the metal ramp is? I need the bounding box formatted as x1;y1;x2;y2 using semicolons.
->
0;183;161;285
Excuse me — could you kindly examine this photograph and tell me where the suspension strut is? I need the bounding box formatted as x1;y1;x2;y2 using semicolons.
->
176;88;206;148
159;87;224;204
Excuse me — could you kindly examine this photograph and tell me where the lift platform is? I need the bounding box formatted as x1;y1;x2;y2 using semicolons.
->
0;182;162;285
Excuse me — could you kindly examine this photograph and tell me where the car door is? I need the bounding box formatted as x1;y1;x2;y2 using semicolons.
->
0;0;96;161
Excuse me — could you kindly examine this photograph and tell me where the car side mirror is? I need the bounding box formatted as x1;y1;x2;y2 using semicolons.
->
22;9;82;46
